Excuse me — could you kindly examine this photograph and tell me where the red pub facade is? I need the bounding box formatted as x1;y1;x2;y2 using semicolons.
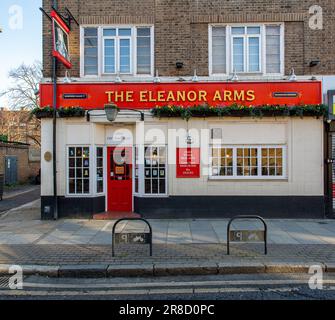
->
39;0;334;219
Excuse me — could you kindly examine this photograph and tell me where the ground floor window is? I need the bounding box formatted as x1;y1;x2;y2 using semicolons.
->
210;145;286;179
68;146;90;194
96;147;104;193
135;146;167;195
144;146;167;195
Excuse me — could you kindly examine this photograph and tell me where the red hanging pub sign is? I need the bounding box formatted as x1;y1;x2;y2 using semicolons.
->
39;81;322;110
51;10;72;69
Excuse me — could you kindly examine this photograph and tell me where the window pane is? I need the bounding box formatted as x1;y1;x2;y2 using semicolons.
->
232;27;245;34
248;37;260;72
84;28;97;37
120;39;130;73
266;26;281;73
137;28;151;75
233;37;244;72
68;146;90;194
212;27;226;74
104;39;115;73
119;28;131;36
247;27;260;34
137;28;151;74
103;28;116;37
137;28;150;36
84;28;98;75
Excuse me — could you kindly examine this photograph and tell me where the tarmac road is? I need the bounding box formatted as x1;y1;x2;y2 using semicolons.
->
0;273;334;300
0;186;40;214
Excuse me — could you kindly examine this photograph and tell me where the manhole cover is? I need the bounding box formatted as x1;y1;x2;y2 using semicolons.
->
318;222;328;225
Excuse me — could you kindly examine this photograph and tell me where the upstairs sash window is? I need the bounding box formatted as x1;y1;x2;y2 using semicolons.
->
82;26;153;76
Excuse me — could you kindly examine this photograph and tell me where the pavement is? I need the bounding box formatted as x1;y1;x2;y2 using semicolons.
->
0;199;335;278
0;185;40;214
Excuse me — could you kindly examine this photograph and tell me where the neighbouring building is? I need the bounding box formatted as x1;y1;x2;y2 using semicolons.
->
39;0;335;219
0;108;41;184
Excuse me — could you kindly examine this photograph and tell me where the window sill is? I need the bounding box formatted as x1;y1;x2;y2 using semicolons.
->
134;194;169;198
208;177;288;182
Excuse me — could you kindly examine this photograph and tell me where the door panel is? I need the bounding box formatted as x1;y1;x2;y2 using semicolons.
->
107;146;133;212
5;156;17;185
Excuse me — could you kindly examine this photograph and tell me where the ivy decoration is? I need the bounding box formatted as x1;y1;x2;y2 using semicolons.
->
151;104;328;119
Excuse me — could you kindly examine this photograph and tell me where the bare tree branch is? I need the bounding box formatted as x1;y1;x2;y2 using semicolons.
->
1;61;42;110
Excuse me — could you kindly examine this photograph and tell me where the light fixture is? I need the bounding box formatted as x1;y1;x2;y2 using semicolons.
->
288;68;297;81
104;103;119;122
115;71;122;83
63;71;72;83
231;69;239;81
176;62;184;69
186;134;193;145
192;69;199;82
309;60;320;68
153;69;161;83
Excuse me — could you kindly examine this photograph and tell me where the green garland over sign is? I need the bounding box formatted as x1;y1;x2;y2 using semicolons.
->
151;104;328;120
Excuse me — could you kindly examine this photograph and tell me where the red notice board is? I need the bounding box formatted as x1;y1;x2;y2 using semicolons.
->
176;148;200;178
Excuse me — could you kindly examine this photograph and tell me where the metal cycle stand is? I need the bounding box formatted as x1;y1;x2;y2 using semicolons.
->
227;215;268;255
112;218;153;257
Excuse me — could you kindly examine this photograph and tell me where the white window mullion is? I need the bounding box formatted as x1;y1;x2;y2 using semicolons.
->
257;146;262;178
233;147;237;177
98;27;103;76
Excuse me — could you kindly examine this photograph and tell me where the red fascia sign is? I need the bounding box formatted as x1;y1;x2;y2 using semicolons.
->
39;81;322;110
51;10;72;69
176;148;201;178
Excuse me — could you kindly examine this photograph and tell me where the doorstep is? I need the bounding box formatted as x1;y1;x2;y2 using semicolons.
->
93;211;141;220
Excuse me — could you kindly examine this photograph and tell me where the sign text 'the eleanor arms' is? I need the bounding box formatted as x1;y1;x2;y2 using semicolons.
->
105;90;256;103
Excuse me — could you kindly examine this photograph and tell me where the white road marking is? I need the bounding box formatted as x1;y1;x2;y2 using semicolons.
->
20;278;335;290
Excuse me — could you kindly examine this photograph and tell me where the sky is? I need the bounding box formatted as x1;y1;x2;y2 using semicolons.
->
0;0;42;106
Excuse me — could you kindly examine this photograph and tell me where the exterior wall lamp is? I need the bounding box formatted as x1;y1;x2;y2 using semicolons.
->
176;62;184;69
86;103;144;122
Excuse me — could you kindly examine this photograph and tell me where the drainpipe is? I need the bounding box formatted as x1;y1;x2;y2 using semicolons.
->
52;0;58;220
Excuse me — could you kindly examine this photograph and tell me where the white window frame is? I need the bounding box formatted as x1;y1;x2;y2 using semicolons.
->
134;144;168;197
95;145;105;195
102;35;117;75
66;145;93;197
209;23;285;76
209;145;287;180
80;25;154;78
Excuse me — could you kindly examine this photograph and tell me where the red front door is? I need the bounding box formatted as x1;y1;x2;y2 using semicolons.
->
107;146;133;212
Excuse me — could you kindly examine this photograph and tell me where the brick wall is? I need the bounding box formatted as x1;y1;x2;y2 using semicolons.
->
0;143;40;184
42;0;335;78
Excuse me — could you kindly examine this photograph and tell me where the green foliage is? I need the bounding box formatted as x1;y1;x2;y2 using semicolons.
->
0;134;8;142
151;104;328;120
58;107;86;118
31;106;86;118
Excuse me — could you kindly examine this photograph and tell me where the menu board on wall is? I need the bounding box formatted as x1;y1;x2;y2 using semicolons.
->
176;148;200;178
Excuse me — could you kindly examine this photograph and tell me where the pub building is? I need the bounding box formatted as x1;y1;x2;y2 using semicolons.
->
39;0;335;220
